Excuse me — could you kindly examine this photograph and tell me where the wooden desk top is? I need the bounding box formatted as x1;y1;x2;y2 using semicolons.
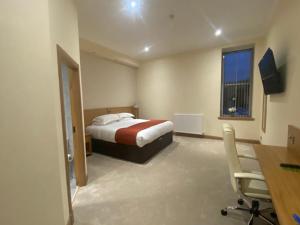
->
254;144;300;225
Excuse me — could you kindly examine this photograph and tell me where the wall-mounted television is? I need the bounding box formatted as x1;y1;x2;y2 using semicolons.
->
258;48;283;95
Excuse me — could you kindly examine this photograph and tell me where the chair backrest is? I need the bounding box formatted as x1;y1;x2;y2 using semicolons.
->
222;123;242;192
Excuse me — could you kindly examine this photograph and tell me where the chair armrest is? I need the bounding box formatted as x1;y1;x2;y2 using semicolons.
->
243;170;262;175
234;172;265;181
238;153;257;160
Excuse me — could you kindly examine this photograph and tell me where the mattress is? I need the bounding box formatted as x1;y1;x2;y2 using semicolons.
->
86;118;174;147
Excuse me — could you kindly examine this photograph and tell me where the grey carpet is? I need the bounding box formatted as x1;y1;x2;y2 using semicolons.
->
73;136;274;225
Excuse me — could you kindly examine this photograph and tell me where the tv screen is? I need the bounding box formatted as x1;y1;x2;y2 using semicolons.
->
259;48;283;95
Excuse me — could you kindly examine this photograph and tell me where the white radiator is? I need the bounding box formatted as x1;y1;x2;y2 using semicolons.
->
173;113;204;135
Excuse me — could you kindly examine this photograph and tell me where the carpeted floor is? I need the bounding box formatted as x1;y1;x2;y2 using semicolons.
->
73;136;274;225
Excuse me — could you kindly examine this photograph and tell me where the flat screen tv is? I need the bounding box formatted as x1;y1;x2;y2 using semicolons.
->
258;48;283;95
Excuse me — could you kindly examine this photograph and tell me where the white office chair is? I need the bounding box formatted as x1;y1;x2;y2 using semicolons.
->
221;123;276;225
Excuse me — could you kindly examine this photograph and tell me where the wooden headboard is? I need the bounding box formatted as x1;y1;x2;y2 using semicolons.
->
84;106;137;126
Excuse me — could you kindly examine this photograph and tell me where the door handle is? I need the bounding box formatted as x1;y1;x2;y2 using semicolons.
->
67;153;74;162
67;138;74;162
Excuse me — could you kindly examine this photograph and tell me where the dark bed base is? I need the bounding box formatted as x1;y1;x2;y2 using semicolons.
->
91;132;173;164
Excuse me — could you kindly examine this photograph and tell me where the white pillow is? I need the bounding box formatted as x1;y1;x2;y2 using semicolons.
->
92;114;119;126
118;112;135;119
118;117;134;122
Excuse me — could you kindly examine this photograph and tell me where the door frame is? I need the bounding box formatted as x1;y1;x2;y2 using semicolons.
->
57;45;87;224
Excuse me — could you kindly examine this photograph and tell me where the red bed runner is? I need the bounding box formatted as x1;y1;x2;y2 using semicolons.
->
115;120;167;145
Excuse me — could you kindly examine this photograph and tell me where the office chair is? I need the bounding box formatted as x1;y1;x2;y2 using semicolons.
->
221;123;276;225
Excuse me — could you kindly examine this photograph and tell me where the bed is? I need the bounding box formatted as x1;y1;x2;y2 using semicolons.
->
84;107;174;163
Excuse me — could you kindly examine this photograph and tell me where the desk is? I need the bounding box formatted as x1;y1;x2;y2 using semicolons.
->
254;144;300;225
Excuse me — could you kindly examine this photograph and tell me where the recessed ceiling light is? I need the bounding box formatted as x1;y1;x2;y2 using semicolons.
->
215;29;222;36
122;0;143;18
144;46;150;52
130;1;137;8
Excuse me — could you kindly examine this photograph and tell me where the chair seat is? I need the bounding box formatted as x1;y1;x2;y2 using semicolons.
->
242;179;271;200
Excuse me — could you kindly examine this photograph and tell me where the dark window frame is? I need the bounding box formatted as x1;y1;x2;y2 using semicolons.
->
219;46;255;120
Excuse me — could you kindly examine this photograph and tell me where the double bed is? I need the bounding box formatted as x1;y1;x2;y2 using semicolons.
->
84;107;174;163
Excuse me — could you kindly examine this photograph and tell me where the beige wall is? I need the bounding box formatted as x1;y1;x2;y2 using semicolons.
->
0;1;80;225
137;40;265;140
48;0;82;222
81;51;137;109
80;39;140;68
261;0;300;146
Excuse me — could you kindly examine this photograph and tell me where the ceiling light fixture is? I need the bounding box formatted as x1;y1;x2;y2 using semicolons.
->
215;29;222;36
122;0;143;19
144;46;150;52
130;1;137;8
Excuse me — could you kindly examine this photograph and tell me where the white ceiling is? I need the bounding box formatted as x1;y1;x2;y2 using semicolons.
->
76;0;278;60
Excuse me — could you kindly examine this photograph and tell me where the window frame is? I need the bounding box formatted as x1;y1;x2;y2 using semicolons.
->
219;46;255;120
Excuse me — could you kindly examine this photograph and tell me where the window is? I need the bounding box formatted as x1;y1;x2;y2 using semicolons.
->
220;48;254;119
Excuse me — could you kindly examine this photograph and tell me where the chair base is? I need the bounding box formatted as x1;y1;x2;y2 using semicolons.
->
221;198;276;225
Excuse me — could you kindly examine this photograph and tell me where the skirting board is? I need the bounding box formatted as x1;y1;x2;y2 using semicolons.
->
174;132;260;144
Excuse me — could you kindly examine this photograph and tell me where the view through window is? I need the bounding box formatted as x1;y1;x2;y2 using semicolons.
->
221;48;254;118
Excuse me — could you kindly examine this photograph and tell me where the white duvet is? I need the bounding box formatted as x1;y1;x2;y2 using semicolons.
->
86;118;174;147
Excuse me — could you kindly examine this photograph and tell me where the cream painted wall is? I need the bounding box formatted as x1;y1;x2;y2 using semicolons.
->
0;1;80;225
48;0;82;223
261;0;300;146
81;51;137;109
137;40;265;140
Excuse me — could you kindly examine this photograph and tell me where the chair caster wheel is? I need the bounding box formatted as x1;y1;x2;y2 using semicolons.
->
221;209;228;216
238;198;244;205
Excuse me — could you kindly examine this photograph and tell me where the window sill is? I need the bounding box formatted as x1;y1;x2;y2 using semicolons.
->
218;116;255;121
